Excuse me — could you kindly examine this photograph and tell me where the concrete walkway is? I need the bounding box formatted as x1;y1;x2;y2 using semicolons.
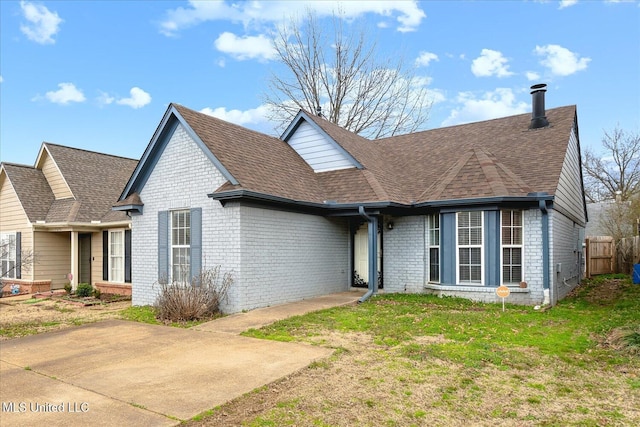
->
0;290;364;426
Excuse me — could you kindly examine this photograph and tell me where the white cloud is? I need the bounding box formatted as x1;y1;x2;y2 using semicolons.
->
97;91;115;106
200;104;271;127
214;32;277;61
116;87;151;109
534;44;590;76
43;83;85;105
471;49;514;78
415;51;439;67
441;88;528;127
20;1;63;44
0;76;3;83
559;0;579;8
160;1;425;36
526;71;541;81
427;88;447;105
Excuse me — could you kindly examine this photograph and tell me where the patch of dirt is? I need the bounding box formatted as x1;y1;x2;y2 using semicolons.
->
0;295;130;340
184;332;640;427
566;278;627;306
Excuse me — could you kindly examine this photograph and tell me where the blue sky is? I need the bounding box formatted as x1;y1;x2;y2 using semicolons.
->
1;0;639;166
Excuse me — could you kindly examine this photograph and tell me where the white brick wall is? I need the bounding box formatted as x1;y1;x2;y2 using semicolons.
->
238;206;349;311
383;216;426;293
384;209;547;305
131;124;349;313
522;208;546;305
131;124;242;308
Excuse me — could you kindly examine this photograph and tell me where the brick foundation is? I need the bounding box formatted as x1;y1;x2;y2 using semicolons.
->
94;282;132;296
1;279;52;296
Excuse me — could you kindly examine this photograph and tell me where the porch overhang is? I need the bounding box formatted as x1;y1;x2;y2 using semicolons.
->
208;189;403;216
32;220;131;232
208;189;556;217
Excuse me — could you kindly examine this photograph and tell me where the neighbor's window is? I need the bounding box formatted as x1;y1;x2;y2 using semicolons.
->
109;230;125;282
428;214;440;282
457;211;483;284
171;210;191;283
0;233;16;279
502;210;523;284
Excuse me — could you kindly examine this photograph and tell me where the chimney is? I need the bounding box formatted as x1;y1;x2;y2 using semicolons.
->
529;83;549;129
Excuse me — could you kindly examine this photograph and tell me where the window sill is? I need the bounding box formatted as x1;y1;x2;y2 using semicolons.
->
424;283;530;293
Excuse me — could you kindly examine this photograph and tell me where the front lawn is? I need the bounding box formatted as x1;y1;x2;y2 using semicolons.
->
187;274;640;426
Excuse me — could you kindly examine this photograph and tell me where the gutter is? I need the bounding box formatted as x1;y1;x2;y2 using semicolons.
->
32;220;131;231
357;206;379;303
539;199;551;305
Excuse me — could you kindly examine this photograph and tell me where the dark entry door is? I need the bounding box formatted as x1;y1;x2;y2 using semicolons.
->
78;234;91;284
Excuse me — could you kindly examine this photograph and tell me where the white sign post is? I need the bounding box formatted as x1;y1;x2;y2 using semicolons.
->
496;285;510;312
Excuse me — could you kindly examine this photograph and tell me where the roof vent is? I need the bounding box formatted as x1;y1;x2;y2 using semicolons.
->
529;83;549;129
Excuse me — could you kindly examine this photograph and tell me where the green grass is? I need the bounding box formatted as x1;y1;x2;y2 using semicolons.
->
218;276;639;426
118;305;219;328
243;275;640;368
0;321;62;339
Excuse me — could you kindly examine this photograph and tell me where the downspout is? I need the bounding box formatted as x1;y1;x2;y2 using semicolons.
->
358;206;378;303
539;200;551;305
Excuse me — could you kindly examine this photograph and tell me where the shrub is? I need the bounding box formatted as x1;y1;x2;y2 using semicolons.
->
76;283;93;298
92;287;101;299
154;266;233;322
64;283;72;294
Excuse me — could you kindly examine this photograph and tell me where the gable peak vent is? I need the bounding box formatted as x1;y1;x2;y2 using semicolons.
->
529;83;549;129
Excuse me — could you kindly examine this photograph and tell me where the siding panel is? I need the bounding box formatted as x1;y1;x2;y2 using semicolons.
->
33;231;71;289
554;126;586;225
40;151;73;199
0;174;34;280
287;121;355;172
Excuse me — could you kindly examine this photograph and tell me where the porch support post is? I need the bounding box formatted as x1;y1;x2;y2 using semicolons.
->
358;206;378;303
71;231;79;290
368;215;379;296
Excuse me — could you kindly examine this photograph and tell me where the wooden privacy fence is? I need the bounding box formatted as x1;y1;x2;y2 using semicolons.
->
585;235;640;277
616;236;640;275
585;236;615;278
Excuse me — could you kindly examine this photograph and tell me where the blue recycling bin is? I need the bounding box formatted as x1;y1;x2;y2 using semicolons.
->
633;264;640;284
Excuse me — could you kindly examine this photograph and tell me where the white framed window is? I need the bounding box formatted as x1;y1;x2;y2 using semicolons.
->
109;230;125;282
171;210;191;283
457;211;483;284
501;210;523;284
1;232;17;279
427;214;440;283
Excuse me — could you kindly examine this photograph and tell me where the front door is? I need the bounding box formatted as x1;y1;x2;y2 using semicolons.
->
78;234;91;284
353;222;382;288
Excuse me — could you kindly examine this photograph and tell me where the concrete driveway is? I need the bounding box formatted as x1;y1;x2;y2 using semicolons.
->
0;291;363;426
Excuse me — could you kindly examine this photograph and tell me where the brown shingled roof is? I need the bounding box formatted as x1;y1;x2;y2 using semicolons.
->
1;163;54;222
173;104;327;203
43;143;138;223
170;103;577;207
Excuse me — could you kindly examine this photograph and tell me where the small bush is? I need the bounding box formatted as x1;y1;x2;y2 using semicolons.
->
76;283;93;298
154;266;233;322
64;283;72;294
92;287;101;299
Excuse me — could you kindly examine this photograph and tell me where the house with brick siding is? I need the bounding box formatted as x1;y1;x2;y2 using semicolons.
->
0;143;138;296
116;84;587;312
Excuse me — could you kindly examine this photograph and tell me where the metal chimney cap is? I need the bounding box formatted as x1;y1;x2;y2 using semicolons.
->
530;83;547;93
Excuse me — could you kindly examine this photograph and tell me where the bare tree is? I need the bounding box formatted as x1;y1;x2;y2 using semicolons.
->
264;11;431;139
583;126;640;203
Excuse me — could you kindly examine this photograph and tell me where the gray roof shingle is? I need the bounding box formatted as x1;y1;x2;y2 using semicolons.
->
42;143;139;223
172;104;576;206
2;144;138;225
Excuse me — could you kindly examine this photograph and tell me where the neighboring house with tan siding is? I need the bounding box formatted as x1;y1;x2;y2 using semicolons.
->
0;143;138;295
116;84;587;313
